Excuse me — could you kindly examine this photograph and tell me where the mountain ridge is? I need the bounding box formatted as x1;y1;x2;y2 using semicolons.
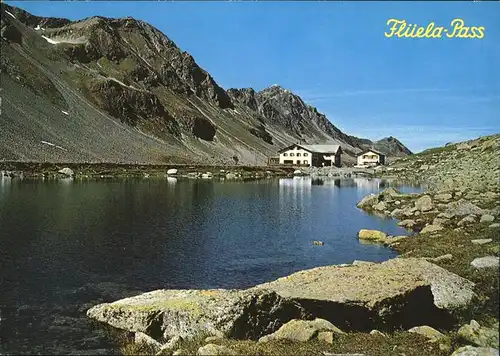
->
1;3;412;165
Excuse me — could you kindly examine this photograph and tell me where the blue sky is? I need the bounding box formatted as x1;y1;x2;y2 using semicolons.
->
9;1;500;152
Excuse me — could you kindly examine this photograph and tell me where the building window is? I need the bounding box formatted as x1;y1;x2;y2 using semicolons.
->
304;153;308;156
283;153;288;156
304;160;308;164
290;153;295;156
297;153;301;157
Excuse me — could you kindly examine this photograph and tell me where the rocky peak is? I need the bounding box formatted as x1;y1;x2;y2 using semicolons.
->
227;88;258;111
375;136;413;156
33;11;233;109
1;3;70;29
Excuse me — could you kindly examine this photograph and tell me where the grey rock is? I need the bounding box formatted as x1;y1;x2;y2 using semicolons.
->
166;169;178;175
480;215;495;223
204;336;223;343
225;173;236;179
87;289;307;341
403;206;418;217
253;258;475;330
451;346;499;356
425;254;453;263
158;335;183;355
471;256;499;269
358;229;387;241
438;212;456;219
258;318;344;343
433;217;449;227
356;194;379;209
390;208;404;218
489;223;500;228
379;187;404;201
408;325;447;342
415;195;433;212
135;332;162;353
197;344;233;355
471;239;493;245
369;329;386;337
58;167;74;176
398;219;417;229
373;201;387;212
434;193;453;202
459;215;477;226
445;199;486;217
458;320;499;348
420;224;444;234
317;331;335;344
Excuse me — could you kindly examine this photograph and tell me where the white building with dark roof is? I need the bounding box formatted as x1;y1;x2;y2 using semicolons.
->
275;144;343;167
356;149;386;167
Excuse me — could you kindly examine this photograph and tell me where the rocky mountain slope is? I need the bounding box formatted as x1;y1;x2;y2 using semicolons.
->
1;3;411;165
382;134;500;193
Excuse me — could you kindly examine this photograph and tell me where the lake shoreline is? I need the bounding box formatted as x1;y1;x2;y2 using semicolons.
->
85;136;499;355
0;161;383;181
0;161;294;179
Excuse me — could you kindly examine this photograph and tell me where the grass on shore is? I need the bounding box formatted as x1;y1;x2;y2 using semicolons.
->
121;331;450;356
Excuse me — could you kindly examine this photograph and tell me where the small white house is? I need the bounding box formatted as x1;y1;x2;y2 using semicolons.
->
276;144;343;167
356;149;386;167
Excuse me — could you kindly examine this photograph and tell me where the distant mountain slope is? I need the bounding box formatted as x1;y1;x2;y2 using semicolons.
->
0;3;412;165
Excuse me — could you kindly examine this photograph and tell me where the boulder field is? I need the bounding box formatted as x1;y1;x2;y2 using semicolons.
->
356;187;498;235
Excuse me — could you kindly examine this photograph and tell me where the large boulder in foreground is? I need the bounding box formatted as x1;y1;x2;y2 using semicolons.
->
87;259;475;341
87;289;307;341
252;258;475;331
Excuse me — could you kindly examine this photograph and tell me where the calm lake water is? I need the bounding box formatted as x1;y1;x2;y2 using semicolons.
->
0;177;421;354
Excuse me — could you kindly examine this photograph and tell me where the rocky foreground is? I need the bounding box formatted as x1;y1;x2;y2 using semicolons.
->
86;135;499;356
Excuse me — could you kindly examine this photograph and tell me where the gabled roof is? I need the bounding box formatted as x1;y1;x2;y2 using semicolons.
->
301;145;342;154
357;149;386;157
278;144;342;154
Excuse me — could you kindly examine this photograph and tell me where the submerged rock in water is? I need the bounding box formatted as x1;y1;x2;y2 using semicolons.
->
358;229;387;241
357;229;406;246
